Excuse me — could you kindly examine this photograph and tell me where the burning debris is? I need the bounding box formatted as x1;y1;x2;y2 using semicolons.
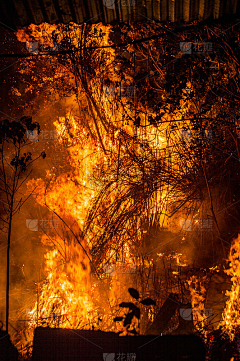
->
221;234;240;340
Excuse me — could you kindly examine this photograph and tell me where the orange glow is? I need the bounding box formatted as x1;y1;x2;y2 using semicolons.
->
221;234;240;340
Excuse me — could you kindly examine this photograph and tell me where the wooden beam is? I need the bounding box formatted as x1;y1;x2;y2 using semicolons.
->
145;293;179;335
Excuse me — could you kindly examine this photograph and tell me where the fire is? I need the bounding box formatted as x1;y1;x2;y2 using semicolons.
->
188;275;208;338
221;234;240;340
26;113;101;325
28;236;96;329
12;20;217;358
24;110;135;344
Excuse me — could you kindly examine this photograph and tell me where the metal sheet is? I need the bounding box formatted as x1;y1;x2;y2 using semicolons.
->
0;0;240;29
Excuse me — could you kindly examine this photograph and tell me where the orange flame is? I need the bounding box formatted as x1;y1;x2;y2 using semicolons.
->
221;234;240;340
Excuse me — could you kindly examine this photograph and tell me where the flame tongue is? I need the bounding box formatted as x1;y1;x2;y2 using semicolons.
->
26;113;101;329
29;229;95;329
221;235;240;340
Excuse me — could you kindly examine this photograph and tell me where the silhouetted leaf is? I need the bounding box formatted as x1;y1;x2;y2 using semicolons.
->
124;311;134;327
140;298;156;306
128;288;139;300
119;302;135;310
113;317;124;322
133;306;140;319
